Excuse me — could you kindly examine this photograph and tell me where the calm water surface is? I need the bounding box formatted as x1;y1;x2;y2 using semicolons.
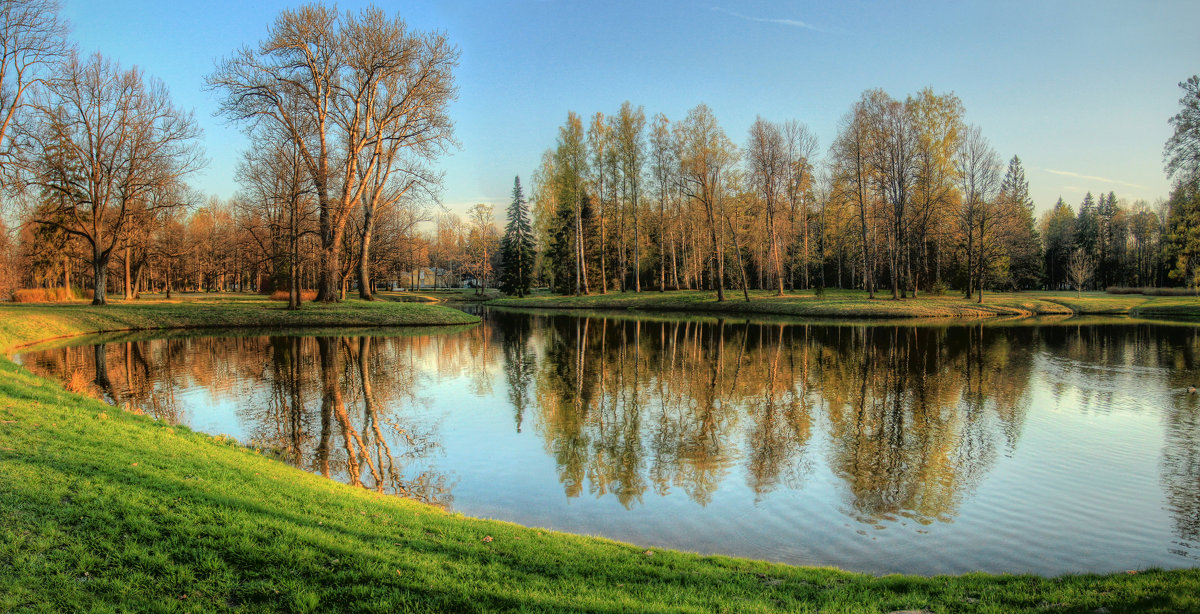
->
17;310;1200;575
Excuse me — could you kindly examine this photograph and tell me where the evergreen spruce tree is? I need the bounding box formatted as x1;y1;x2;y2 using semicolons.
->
499;176;536;297
1075;192;1100;288
998;155;1042;289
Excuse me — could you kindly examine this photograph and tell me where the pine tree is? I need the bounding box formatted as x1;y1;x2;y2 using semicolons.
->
1075;192;1099;288
998;155;1042;289
499;176;536;297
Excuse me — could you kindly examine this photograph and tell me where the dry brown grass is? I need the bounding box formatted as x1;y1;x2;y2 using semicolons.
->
11;287;92;303
63;369;92;395
267;289;318;302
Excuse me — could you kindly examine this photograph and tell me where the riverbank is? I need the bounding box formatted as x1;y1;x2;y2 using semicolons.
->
1;301;1197;612
487;289;1200;320
0;293;479;351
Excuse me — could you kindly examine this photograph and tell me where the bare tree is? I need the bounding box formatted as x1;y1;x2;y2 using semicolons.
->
955;125;1002;303
0;0;69;189
465;203;497;295
781;120;818;290
615;101;646;292
209;4;458;302
1067;248;1095;297
648;113;676;292
747;117;787;295
235;118;316;309
831;100;877;298
679;104;738;302
23;52;202;304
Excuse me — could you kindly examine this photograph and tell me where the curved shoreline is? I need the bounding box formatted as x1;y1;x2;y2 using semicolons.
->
0;297;1196;612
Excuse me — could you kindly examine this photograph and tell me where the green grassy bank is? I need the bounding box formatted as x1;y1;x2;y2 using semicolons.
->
1;299;1198;612
487;289;1200;320
0;293;479;351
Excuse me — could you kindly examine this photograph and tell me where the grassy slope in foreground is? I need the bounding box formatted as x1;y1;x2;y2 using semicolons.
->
488;289;1200;319
1;302;1197;612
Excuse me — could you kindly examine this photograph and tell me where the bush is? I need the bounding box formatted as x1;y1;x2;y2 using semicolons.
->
812;285;826;297
268;289;318;302
11;287;91;303
930;281;948;296
1105;286;1197;296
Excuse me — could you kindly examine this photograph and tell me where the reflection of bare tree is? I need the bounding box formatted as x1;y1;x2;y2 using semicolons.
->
745;324;813;500
821;325;1031;524
92;343;114;402
20;333;453;507
531;315;1036;519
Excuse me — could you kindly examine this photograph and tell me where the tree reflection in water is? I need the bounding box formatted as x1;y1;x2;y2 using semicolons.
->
528;314;1033;522
26;333;453;507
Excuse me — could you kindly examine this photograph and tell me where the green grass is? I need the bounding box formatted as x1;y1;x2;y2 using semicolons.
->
377;288;502;303
1;296;1197;612
0;293;478;351
489;289;1200;321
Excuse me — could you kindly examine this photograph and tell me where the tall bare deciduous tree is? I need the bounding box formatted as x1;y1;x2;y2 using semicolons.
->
831;98;877;298
648;113;675;292
747;117;787;295
209;4;458;303
23;52;202;304
235;117;316;310
615;101;646;292
955;125;1002;303
679;104;738;302
781;120;817;290
0;0;69;190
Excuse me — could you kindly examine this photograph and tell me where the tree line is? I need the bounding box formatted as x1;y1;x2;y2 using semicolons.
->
523;79;1200;299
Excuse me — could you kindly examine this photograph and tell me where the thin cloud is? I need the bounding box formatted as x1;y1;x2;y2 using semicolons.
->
1044;168;1147;191
711;6;826;32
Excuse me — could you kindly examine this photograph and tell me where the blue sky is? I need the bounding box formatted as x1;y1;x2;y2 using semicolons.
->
63;0;1200;215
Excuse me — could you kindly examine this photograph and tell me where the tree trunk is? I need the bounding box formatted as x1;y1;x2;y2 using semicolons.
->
92;251;108;305
633;206;641;292
769;210;784;296
123;247;133;300
357;204;375;301
165;260;173;300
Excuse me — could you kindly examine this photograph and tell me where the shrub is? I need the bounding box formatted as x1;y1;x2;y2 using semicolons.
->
268;289;318;302
11;287;91;303
1105;286;1197;296
812;285;826;297
930;281;948;296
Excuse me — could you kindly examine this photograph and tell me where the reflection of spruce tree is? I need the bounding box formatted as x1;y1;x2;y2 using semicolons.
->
498;312;536;432
1162;393;1200;545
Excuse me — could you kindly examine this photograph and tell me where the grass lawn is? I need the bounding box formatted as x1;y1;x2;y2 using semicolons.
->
0;293;478;351
376;288;502;303
489;289;1200;320
1;297;1197;612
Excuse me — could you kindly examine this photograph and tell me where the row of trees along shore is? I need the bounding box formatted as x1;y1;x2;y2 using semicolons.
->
522;80;1200;300
0;1;461;307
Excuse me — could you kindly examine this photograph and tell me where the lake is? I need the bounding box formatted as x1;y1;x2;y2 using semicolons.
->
16;309;1200;576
